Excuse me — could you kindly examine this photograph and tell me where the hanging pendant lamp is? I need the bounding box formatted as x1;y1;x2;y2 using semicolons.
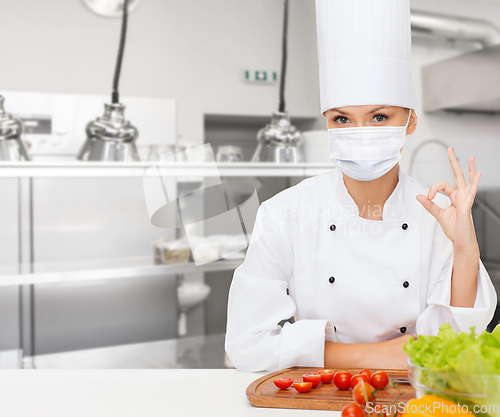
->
251;0;302;163
77;0;140;162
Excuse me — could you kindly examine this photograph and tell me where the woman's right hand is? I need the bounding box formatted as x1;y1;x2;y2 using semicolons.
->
373;334;415;369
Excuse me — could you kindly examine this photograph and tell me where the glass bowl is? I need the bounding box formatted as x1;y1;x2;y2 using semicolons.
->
407;359;500;417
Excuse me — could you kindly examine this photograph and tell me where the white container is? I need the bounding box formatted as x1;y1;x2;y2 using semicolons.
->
154;238;192;264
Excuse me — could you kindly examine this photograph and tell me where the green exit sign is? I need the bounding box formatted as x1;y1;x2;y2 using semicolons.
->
245;70;278;84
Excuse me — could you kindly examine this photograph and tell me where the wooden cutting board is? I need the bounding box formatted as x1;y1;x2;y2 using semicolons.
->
246;367;415;411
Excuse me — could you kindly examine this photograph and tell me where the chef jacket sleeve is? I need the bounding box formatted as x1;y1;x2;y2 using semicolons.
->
225;201;336;372
416;197;497;336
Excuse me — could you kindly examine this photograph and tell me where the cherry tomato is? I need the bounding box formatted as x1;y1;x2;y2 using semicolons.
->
316;368;334;375
357;369;372;379
370;371;389;390
341;403;365;417
352;382;375;406
273;377;293;389
316;369;335;384
334;371;352;390
293;382;313;393
303;373;322;388
350;374;370;390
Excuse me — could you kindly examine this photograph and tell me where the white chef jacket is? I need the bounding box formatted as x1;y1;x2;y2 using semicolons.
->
224;165;497;372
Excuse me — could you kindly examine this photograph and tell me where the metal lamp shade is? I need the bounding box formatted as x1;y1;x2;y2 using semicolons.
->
77;103;140;162
82;0;142;17
251;112;302;163
0;96;30;162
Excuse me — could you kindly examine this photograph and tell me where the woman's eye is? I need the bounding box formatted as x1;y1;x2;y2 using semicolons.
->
373;114;387;122
334;116;349;124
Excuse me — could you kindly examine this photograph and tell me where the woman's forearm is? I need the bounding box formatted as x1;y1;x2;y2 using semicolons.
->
450;245;479;308
324;341;373;369
324;335;412;370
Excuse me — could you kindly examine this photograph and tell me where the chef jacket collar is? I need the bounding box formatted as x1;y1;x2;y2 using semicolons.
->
334;164;407;221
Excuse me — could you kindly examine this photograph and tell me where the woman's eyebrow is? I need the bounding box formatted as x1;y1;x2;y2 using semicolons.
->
365;106;389;115
332;106;389;117
331;109;350;116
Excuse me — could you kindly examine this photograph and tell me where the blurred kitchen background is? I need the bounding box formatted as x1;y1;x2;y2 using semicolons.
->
0;0;499;369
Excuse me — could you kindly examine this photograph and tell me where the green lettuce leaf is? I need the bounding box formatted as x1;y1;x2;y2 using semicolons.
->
404;323;500;417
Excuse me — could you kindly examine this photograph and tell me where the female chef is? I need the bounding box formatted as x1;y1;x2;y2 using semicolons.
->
225;0;497;372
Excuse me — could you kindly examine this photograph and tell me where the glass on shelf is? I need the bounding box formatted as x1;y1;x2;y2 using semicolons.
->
137;145;150;162
159;145;176;161
216;145;243;162
174;146;187;162
148;145;161;162
139;144;189;162
184;145;214;163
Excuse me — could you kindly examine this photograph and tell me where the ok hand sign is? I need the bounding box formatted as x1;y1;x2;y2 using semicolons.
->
416;147;481;251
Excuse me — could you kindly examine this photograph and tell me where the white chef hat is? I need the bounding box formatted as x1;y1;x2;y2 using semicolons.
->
316;0;415;114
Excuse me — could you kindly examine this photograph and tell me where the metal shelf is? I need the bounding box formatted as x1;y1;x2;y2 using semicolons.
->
22;333;228;369
0;161;334;178
0;257;243;287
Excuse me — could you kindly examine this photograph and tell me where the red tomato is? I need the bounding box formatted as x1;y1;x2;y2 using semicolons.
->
273;377;293;389
293;382;313;393
357;369;372;379
334;371;352;390
316;368;334;374
316;369;335;384
352;382;375;406
341;403;365;417
370;371;389;390
303;373;322;388
350;374;370;390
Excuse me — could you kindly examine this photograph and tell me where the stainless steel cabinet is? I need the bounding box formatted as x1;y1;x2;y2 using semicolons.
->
0;162;332;364
0;179;20;350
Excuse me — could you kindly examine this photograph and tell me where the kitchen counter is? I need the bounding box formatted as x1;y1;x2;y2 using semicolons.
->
1;369;340;416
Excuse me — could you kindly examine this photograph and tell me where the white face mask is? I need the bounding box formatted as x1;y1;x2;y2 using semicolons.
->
327;110;411;181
